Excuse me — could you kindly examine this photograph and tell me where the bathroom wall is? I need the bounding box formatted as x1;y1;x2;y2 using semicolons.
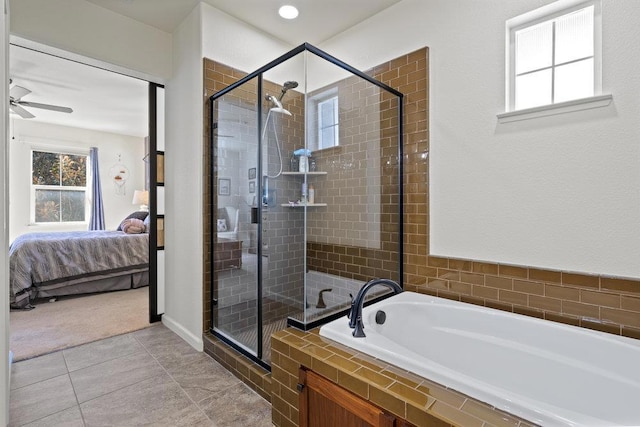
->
316;0;640;337
359;46;640;338
320;0;640;279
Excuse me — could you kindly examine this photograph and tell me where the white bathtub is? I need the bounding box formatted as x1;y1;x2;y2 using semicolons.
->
319;291;640;426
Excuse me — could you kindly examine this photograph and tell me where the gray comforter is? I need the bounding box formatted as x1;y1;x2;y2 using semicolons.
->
10;230;149;308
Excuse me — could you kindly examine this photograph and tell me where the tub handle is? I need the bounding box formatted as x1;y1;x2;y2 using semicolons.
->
316;288;332;309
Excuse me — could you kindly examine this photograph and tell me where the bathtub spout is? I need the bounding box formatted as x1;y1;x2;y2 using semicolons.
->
349;279;402;337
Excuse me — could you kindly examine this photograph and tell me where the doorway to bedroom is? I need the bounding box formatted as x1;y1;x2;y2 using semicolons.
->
8;43;159;361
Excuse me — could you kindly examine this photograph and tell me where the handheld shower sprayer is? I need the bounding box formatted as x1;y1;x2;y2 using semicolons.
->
262;80;298;179
266;94;284;109
265;94;292;116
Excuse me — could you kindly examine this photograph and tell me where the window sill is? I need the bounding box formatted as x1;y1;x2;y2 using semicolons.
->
28;222;89;227
497;94;613;123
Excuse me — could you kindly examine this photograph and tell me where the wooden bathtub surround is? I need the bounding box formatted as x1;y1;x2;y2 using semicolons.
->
272;328;535;427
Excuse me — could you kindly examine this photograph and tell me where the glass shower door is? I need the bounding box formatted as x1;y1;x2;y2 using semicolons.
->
211;84;261;359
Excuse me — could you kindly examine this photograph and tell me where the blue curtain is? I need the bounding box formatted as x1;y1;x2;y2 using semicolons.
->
88;147;105;230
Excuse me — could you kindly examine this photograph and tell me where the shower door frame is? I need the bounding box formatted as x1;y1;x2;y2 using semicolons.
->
209;42;404;369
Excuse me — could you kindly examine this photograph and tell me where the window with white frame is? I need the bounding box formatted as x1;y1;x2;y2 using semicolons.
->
317;96;339;150
307;88;339;151
31;150;88;223
508;1;600;111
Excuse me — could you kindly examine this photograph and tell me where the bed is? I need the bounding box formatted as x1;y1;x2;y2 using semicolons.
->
10;230;149;309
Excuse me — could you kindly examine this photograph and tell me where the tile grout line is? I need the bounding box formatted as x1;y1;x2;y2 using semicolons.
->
62;349;87;427
62;334;143;374
67;333;169;410
134;327;271;423
132;332;218;424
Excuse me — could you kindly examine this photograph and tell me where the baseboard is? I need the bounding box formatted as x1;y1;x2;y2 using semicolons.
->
161;315;203;351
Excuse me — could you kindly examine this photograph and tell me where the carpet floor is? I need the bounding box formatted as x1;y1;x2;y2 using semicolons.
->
10;287;151;361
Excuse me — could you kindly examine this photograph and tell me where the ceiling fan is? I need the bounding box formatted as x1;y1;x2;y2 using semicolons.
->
9;80;73;119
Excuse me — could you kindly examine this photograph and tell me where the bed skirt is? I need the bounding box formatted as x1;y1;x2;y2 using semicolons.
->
12;269;149;309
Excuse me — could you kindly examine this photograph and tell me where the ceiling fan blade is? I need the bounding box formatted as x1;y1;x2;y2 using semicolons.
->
18;101;73;114
10;103;35;119
9;85;31;101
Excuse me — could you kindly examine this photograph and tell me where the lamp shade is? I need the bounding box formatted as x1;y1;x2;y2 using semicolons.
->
132;190;149;211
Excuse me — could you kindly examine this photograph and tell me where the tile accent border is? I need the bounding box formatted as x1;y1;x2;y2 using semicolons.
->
409;258;640;338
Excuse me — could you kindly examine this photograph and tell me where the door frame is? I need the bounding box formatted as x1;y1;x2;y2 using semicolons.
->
6;36;166;322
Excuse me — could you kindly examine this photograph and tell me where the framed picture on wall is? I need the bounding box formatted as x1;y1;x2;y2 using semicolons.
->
249;181;255;193
248;167;257;180
218;178;231;196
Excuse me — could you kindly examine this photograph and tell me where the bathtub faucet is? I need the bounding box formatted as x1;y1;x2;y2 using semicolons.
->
348;279;402;338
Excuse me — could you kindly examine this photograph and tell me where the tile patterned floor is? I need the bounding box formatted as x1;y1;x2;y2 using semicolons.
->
9;324;273;426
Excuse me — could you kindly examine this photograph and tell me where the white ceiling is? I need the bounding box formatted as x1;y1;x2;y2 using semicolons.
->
9;0;402;138
86;0;403;45
10;45;149;138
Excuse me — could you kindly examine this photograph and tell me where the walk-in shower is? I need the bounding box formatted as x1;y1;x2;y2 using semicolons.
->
209;43;403;368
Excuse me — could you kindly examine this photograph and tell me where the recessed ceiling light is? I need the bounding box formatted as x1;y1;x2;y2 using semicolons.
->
279;5;299;20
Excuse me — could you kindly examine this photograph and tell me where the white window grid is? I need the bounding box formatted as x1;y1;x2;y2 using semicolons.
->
506;0;602;112
306;88;339;152
30;148;90;224
317;96;339;150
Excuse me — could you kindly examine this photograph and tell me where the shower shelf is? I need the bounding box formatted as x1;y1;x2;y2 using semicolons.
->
281;171;327;176
281;203;327;207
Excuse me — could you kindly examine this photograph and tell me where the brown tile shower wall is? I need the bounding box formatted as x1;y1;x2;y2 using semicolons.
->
305;74;401;283
307;242;400;283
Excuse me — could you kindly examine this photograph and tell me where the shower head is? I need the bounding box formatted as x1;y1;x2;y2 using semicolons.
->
278;80;299;100
265;94;292;115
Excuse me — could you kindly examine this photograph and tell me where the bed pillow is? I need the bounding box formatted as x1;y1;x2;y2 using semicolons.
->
143;215;151;233
117;211;149;231
217;218;227;232
121;218;146;234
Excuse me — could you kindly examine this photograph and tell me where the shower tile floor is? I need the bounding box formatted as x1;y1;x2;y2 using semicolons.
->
232;318;289;363
9;324;273;426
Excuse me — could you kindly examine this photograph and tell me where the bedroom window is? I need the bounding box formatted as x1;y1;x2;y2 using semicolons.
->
506;0;601;112
31;150;88;223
